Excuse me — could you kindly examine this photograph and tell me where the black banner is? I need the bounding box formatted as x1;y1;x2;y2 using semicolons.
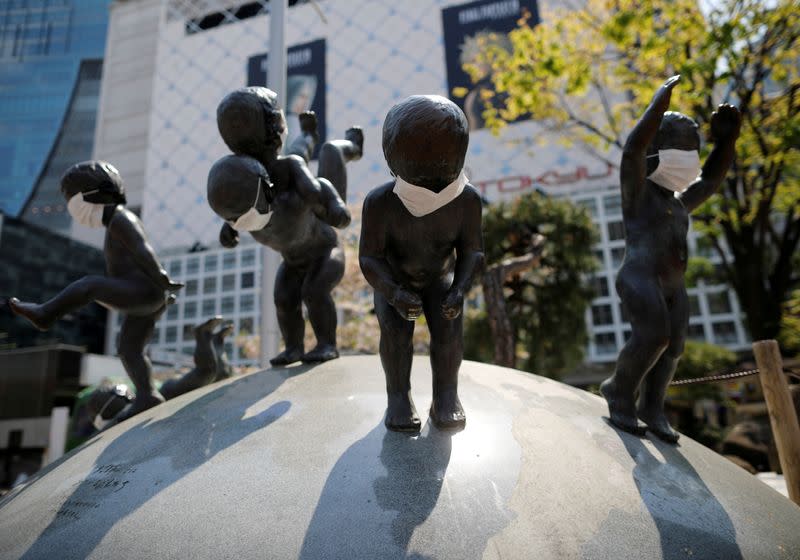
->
442;0;539;130
247;38;326;159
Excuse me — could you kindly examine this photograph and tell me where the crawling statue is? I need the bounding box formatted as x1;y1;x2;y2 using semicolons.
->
208;87;363;366
10;161;184;421
600;76;741;443
360;95;484;432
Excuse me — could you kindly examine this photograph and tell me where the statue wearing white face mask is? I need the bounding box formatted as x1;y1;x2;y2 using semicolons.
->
210;87;364;366
10;160;184;424
600;76;742;443
360;95;485;433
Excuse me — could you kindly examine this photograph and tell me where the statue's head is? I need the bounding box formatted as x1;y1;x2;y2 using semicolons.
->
60;160;126;204
382;95;469;192
207;154;274;231
217;87;286;163
646;111;700;173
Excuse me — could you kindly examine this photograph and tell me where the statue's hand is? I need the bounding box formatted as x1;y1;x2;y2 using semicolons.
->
710;104;742;142
391;288;423;321
299;111;319;142
220;223;239;248
441;289;464;320
328;204;351;228
651;75;681;112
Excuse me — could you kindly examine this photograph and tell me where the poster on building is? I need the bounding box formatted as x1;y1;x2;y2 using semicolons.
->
247;38;326;159
441;0;539;131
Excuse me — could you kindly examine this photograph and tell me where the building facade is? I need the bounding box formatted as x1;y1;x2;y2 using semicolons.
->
101;0;749;368
0;0;112;237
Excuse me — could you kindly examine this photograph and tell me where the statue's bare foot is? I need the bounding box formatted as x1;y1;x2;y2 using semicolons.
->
212;320;235;347
345;126;364;160
9;298;54;331
195;316;224;337
638;408;680;444
600;378;646;436
385;392;421;432
430;389;466;430
115;390;165;423
270;347;304;366
301;344;339;363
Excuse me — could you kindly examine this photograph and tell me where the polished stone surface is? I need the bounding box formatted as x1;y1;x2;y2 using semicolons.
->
1;356;799;559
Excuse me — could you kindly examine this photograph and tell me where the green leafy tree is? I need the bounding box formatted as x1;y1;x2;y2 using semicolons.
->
462;0;800;341
465;192;598;377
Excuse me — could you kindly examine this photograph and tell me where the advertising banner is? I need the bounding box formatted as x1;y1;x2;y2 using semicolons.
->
441;0;539;130
247;38;327;159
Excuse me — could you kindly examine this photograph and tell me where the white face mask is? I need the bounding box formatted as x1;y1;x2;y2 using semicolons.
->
647;149;701;193
228;176;273;231
92;385;130;430
393;170;468;217
67;191;106;228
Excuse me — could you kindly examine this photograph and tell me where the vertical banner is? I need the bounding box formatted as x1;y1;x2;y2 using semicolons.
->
442;0;539;130
247;38;327;159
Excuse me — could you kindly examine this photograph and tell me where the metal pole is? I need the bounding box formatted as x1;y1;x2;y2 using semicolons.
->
260;0;287;368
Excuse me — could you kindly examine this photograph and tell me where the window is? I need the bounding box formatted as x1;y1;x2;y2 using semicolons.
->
222;274;236;292
183;324;195;341
204;255;218;273
241;272;255;289
184;301;197;319
223;252;236;270
167;304;179;320
203;277;217;294
707;291;732;314
603;194;622;216
607;221;625;241
186;257;199;275
594;332;617;354
185;279;198;296
221;296;235;315
591;304;613;326
591;275;610;298
169;260;182;276
240;293;255;312
593;250;605;268
152;327;161;344
241;249;256;268
165;326;177;343
713;322;738;344
202;299;216;316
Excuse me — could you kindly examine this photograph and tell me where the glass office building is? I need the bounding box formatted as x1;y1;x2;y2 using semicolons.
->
0;0;111;235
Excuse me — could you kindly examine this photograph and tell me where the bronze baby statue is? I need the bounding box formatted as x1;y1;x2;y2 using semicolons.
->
600;76;741;443
208;87;363;365
360;95;484;432
10;161;183;421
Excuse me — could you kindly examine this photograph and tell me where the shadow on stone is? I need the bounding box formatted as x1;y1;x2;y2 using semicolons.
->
584;423;743;560
18;365;306;560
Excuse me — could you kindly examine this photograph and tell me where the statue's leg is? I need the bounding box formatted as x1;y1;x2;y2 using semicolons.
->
9;275;159;331
212;320;235;380
375;291;420;432
316;128;364;201
600;266;669;436
160;316;222;399
300;247;344;363
115;313;165;421
637;287;689;444
271;262;305;366
423;278;466;430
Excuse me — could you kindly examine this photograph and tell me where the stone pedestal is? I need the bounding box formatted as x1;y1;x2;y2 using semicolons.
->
1;356;798;559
